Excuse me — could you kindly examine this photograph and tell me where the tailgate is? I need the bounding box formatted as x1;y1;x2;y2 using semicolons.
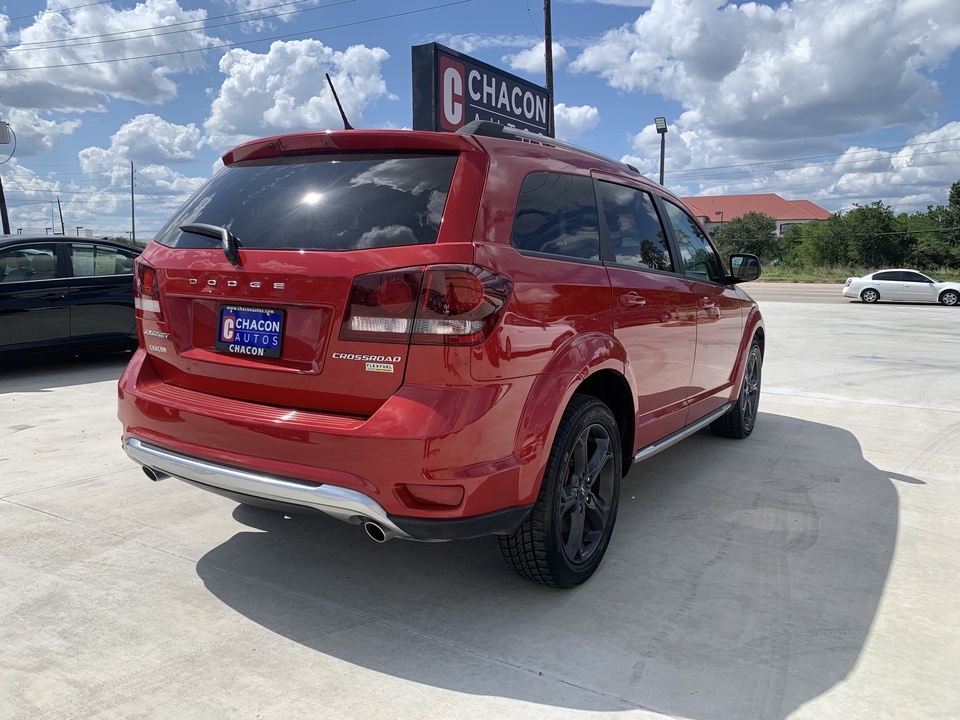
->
136;140;486;416
142;245;418;416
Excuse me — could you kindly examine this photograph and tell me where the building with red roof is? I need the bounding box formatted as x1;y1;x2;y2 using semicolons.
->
680;193;832;236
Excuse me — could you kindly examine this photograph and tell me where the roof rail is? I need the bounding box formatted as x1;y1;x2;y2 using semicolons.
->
457;120;641;175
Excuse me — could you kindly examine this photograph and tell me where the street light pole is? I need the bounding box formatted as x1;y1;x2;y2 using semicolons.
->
654;117;667;186
715;210;724;227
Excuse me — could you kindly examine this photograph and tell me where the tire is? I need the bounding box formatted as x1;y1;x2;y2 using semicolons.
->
499;394;621;588
711;339;762;439
860;288;880;303
940;290;960;306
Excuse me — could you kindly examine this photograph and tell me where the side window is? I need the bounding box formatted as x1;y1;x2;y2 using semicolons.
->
901;271;930;283
598;181;674;272
662;201;724;284
0;244;59;283
511;173;600;261
70;244;135;277
873;271;901;281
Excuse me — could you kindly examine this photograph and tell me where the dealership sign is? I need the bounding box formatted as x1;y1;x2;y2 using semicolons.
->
412;43;551;135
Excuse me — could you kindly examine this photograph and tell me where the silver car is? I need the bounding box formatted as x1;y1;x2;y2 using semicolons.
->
842;269;960;305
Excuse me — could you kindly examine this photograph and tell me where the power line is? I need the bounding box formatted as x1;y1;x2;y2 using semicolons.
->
666;137;960;178
0;1;471;72
5;0;117;22
1;0;355;53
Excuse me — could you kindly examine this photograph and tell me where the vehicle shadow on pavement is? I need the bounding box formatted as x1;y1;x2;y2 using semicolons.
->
0;351;132;391
195;412;907;719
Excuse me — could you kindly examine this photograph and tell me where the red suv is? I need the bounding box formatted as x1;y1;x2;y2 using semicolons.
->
118;121;763;588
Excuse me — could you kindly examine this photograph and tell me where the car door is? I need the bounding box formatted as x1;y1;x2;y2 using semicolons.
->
597;178;697;447
0;242;69;355
659;199;745;419
67;242;139;349
870;271;903;300
899;271;938;302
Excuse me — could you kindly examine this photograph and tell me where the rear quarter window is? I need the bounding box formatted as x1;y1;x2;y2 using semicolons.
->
510;173;600;261
155;153;458;251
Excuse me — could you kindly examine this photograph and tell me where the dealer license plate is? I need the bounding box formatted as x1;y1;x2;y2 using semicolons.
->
215;305;284;358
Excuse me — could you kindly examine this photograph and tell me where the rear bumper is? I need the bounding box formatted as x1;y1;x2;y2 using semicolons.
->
118;349;540;537
124;438;531;541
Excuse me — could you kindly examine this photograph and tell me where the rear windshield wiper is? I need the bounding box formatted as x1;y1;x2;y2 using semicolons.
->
180;223;242;265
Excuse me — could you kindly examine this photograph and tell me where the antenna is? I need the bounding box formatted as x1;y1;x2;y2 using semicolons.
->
325;73;354;130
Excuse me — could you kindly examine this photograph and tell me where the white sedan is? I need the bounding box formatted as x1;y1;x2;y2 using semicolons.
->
843;269;960;305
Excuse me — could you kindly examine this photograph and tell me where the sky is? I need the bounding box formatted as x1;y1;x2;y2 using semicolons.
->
1;0;959;238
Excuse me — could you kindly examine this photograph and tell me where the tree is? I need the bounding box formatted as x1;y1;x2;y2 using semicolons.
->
842;201;909;268
789;214;848;267
949;180;960;210
711;212;780;262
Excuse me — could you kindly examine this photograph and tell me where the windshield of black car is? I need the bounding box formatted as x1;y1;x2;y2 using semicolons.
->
154;153;458;251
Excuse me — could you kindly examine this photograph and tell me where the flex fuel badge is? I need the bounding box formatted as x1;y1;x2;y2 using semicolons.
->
331;353;400;373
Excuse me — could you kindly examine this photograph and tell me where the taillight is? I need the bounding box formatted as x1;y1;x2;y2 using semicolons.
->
340;265;511;346
341;270;421;343
134;257;163;321
413;267;509;345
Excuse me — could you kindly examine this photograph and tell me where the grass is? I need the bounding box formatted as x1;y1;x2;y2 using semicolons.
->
756;265;960;283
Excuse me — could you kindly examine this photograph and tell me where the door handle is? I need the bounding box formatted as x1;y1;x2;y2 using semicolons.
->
41;292;66;302
618;292;646;307
696;297;715;309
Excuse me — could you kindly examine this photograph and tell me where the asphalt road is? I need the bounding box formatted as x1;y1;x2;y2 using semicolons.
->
2;286;958;720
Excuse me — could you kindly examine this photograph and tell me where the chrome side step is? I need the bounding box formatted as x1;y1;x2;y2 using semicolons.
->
632;403;732;464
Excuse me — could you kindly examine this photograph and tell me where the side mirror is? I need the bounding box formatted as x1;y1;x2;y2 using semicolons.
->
729;253;760;283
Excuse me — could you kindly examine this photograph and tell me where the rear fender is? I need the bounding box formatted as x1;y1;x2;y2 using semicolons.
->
512;332;626;504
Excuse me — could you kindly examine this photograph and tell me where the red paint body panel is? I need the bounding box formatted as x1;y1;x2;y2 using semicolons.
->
118;126;764;535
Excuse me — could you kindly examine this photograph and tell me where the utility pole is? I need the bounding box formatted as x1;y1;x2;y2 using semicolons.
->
0;175;9;235
57;197;65;235
0;120;11;234
130;161;136;244
544;0;554;137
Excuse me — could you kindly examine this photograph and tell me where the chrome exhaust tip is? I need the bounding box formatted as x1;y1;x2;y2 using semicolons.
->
142;466;170;482
363;521;389;543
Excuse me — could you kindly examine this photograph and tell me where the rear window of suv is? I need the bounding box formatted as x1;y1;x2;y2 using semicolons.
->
154;153;458;251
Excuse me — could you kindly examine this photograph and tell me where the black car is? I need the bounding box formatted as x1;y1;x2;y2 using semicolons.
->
0;235;141;359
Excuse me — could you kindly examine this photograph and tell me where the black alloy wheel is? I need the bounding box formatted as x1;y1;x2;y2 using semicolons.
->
499;394;621;588
711;339;762;439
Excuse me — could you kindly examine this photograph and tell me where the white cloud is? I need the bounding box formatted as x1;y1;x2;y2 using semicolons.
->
71;116;208;234
572;0;960;143
222;0;321;18
823;123;960;207
0;108;81;157
554;103;601;140
0;0;218;112
78;114;202;168
623;120;960;211
576;0;960;209
566;0;652;5
503;41;569;75
432;33;536;55
203;40;393;152
1;162;67;234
